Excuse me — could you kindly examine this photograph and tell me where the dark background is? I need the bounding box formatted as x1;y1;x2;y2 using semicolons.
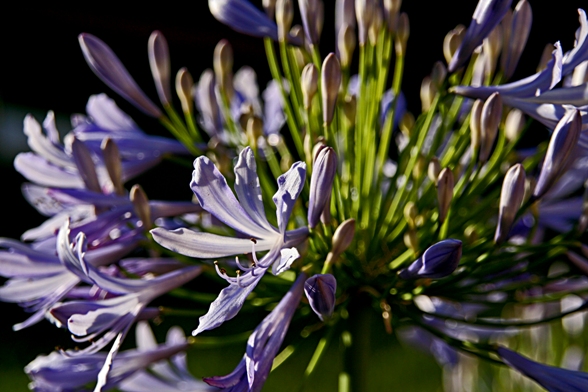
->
0;1;587;390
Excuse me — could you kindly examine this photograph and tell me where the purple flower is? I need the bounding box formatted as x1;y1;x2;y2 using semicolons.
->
208;0;302;45
25;322;190;392
204;273;306;392
498;346;588;392
448;0;513;72
304;274;337;321
399;239;463;279
152;147;308;335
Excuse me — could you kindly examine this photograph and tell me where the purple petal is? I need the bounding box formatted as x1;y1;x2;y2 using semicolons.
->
272;161;307;234
304;274;337;321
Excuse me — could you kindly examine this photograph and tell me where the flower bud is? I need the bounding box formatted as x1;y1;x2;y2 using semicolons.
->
400;112;414;137
470;99;483;153
331;218;356;258
420;76;437;112
246;116;264;146
304;274;337;321
443;25;465;66
263;0;276;18
534;109;582;199
404;201;417;228
494;164;526;244
308;147;337;228
482;24;503;79
301;63;319;110
383;0;402;33
101;138;124;196
299;0;323;46
130;184;151;231
399;239;462;279
368;6;383;47
355;0;375;46
403;231;418;253
79;34;162;117
276;0;293;41
431;61;447;89
71;137;101;193
148;31;172;106
437;168;454;224
176;68;194;115
504;109;525;141
479;92;503;163
501;0;532;80
338;24;356;69
428;157;441;184
290;26;307;68
395;12;409;56
213;39;234;100
321;53;342;126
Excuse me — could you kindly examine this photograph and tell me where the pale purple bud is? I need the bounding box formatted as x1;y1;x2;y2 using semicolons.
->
399;239;462;279
79;34;162;117
101;138;124;196
494;163;526;244
213;40;234;100
276;0;293;41
176;67;194;115
336;0;356;37
321;53;342;126
308;147;337;228
383;0;402;32
355;0;375;46
71;138;101;193
431;62;448;88
448;0;512;73
420;77;437;112
130;184;151;230
298;0;323;46
437;168;454;224
428;157;441;184
395;13;409;56
443;25;466;65
501;0;532;79
263;0;276;18
482;24;503;79
470;99;483;152
479;92;503;163
534;110;582;199
368;6;383;46
504;108;525;141
148;31;172;106
301;63;319;110
338;24;356;69
304;274;336;321
333;219;355;254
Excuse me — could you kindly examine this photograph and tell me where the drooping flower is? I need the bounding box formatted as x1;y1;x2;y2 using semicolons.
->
152;147;308;334
204;273;306;392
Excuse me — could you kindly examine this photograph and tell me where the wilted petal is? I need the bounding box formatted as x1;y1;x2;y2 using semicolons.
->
304;274;336;321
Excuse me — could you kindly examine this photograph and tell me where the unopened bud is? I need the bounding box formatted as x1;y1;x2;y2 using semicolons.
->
331;218;355;257
148;31;172;106
534;109;582;199
502;0;532;80
308;147;337;228
479;92;503;163
504;109;526;141
290;26;307;69
400;112;415;136
470;99;483;153
437;168;454;224
213;40;234;100
101;138;124;196
176;68;194;115
383;0;402;33
464;225;478;243
263;0;277;18
431;61;447;88
301;63;319;110
443;25;466;66
71;137;101;193
355;0;375;46
246;117;264;146
368;6;383;46
304;274;337;321
483;25;503;80
404;201;417;228
321;53;342;126
299;0;323;46
428;157;441;184
420;76;437;112
399;239;462;279
338;24;356;69
395;12;409;56
130;184;151;231
494;164;526;244
276;0;294;41
412;154;426;180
